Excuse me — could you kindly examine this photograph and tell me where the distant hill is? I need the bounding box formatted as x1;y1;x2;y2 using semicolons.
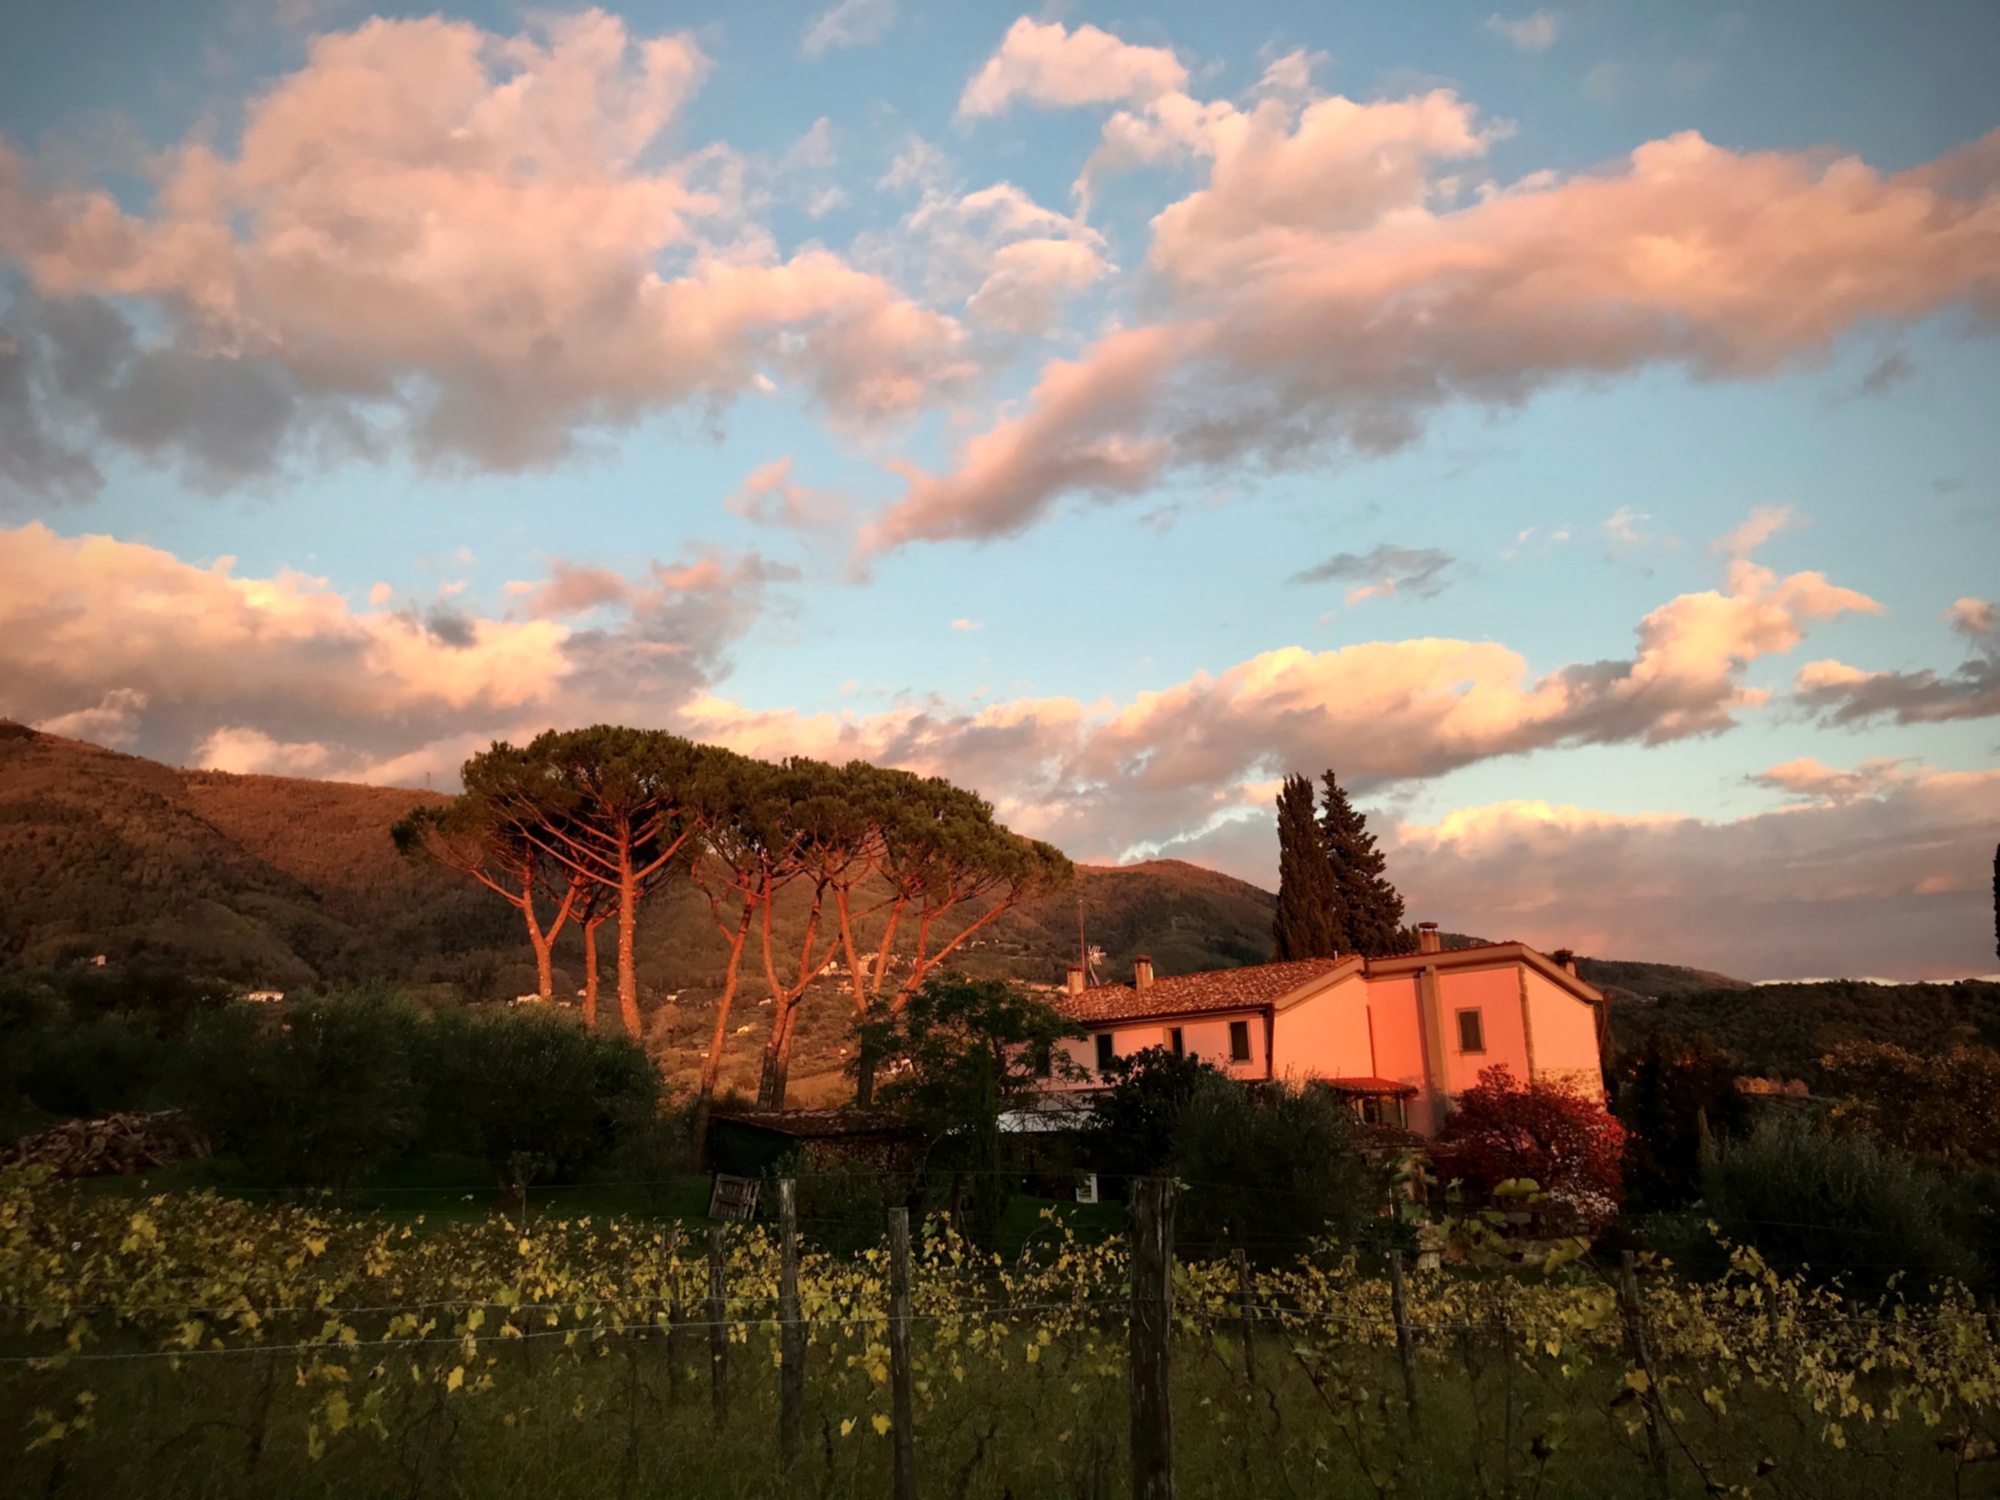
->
1610;978;2000;1082
1576;958;1754;1004
4;722;1785;1101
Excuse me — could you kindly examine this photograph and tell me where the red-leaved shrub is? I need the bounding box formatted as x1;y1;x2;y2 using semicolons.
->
1431;1065;1627;1231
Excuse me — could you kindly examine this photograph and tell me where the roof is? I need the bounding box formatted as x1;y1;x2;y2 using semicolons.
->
1057;958;1350;1024
1317;1077;1420;1098
1364;941;1605;1003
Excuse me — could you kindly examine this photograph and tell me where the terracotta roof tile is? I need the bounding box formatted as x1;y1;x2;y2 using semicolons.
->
1057;958;1345;1024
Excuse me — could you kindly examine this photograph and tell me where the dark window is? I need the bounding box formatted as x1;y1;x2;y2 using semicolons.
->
1228;1020;1251;1063
1457;1008;1486;1054
1032;1043;1052;1079
1169;1027;1184;1058
1095;1033;1115;1072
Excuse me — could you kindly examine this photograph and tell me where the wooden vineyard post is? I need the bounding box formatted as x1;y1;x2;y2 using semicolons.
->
886;1207;917;1500
1388;1250;1420;1426
1619;1251;1668;1489
665;1228;684;1403
778;1180;804;1469
707;1224;730;1429
1230;1248;1257;1383
1128;1176;1177;1500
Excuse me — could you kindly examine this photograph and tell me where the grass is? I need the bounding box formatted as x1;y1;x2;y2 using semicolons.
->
5;1317;1981;1499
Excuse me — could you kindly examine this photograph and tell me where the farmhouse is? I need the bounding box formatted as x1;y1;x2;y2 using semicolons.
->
1048;923;1607;1136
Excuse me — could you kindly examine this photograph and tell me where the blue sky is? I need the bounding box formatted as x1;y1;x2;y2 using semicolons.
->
1;0;1996;977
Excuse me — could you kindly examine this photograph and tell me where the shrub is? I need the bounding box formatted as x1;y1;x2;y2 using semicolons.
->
1613;1033;1752;1211
1088;1046;1220;1183
1819;1041;2000;1169
1431;1065;1626;1231
1702;1110;1978;1297
184;993;425;1189
418;1007;661;1185
1168;1076;1380;1260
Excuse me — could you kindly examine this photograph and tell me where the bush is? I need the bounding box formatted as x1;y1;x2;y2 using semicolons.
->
418;1007;661;1185
1432;1065;1627;1231
1168;1076;1380;1260
183;993;425;1189
1613;1033;1751;1211
1702;1110;1979;1297
1088;1047;1219;1183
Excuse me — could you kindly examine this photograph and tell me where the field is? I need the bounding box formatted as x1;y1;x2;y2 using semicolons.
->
6;1170;2000;1499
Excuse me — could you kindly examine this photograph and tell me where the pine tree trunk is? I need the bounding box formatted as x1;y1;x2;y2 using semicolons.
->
583;917;604;1026
617;838;642;1039
691;901;757;1168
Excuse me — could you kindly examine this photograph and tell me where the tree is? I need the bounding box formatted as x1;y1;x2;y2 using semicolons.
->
687;753;803;1153
1612;1032;1751;1211
1431;1064;1627;1232
496;727;709;1040
855;973;1083;1246
1090;1046;1222;1180
392;766;580;1001
853;782;1072;1104
1272;773;1343;960
1821;1040;2000;1169
1318;770;1413;958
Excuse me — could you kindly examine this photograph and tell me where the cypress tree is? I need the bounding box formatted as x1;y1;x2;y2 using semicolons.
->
1272;774;1345;960
1317;770;1413;958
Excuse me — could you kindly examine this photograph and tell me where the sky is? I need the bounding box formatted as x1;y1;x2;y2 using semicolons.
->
1;0;1996;980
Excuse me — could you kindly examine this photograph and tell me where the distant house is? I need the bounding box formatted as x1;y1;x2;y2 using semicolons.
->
1047;923;1606;1136
242;989;285;1004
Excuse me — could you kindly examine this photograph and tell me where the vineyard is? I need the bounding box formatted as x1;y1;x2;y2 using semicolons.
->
4;1167;1999;1499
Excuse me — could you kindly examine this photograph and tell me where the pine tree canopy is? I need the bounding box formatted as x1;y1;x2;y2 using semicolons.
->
1318;770;1410;958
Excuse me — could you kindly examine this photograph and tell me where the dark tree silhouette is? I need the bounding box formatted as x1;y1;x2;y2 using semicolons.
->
1272;773;1344;960
1318;770;1413;958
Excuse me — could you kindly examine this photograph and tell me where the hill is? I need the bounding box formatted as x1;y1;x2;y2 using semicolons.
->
3;722;1778;1101
1610;978;2000;1082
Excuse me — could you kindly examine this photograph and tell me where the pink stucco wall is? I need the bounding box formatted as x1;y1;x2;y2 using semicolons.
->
1522;968;1605;1093
1055;1011;1267;1083
1270;974;1372;1083
1432;964;1532;1095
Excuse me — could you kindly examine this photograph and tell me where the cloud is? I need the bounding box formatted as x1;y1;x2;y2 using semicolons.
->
685;537;1879;860
2;521;1892;887
31;687;150;746
724;456;845;528
1485;12;1561;53
1714;504;1793;558
1382;767;2000;980
856;178;1110;339
958;18;1188;118
1795;596;2000;724
1288;544;1453;605
0;11;973;498
950;618;982;632
0;522;780;779
800;0;896;58
863;75;2000;553
1747;755;1917;802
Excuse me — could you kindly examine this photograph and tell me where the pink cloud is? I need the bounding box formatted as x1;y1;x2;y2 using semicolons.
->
957;19;1187;118
1379;769;2000;980
0;11;971;491
866;85;2000;550
1795;595;2000;724
0;523;778;777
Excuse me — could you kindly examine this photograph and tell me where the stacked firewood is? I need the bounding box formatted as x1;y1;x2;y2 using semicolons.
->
0;1111;209;1178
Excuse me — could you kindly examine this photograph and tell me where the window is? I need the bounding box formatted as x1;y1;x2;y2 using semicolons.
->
1169;1027;1184;1058
1228;1020;1252;1063
1095;1033;1115;1073
1032;1043;1052;1079
1456;1008;1486;1054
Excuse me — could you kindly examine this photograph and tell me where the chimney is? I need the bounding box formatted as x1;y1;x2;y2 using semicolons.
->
1417;921;1441;955
1133;956;1154;991
1551;947;1578;976
1066;964;1085;998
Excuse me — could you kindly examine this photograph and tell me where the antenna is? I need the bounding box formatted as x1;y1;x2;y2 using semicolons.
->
1076;893;1097;987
